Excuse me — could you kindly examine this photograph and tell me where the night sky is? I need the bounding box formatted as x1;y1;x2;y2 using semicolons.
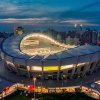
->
0;0;100;32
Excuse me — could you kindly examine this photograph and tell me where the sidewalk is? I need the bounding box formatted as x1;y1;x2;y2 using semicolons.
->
0;61;100;88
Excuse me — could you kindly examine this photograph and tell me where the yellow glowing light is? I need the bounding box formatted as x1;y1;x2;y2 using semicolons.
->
77;62;85;66
44;66;58;71
61;65;73;69
31;66;42;71
18;31;23;35
21;33;73;48
30;65;75;71
20;33;76;56
80;24;83;27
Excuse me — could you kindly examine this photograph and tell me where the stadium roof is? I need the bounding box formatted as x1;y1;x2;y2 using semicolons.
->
1;32;100;66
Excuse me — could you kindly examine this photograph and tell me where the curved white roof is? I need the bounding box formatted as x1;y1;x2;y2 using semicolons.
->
1;32;100;66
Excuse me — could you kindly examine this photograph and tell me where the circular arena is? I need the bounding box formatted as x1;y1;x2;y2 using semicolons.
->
1;32;100;80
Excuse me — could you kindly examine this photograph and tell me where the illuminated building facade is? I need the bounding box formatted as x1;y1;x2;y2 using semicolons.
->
1;32;100;80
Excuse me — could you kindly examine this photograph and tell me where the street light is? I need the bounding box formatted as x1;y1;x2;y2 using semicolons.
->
33;77;36;100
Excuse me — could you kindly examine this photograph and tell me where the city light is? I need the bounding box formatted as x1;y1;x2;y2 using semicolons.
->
21;33;70;48
0;0;100;100
74;24;77;28
80;24;83;27
20;33;76;56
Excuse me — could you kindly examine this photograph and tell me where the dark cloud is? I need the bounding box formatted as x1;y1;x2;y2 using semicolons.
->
78;0;100;11
0;0;100;32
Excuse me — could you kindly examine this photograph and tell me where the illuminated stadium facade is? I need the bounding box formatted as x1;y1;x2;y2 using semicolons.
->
1;32;100;80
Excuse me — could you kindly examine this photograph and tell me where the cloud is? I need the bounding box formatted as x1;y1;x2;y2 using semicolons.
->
0;18;88;25
0;18;53;25
85;23;100;26
0;0;100;27
0;18;98;27
0;0;18;14
60;19;88;24
0;0;70;18
78;0;100;11
1;18;51;21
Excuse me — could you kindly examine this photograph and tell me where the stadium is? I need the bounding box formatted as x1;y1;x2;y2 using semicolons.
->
1;32;100;80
